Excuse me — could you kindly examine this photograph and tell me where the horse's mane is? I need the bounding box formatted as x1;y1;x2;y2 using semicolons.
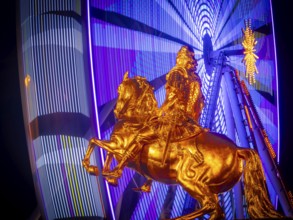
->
124;76;158;118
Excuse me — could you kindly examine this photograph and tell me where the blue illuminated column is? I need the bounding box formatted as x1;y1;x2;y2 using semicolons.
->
17;0;109;219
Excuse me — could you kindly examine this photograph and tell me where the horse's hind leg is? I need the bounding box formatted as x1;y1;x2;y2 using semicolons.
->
102;153;118;186
209;194;225;220
170;182;224;220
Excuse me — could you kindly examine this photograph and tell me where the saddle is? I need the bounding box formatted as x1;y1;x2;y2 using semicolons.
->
154;118;206;166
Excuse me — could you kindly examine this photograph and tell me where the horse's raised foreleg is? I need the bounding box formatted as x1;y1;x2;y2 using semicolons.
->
89;138;123;156
82;138;123;176
82;139;99;175
102;153;118;186
102;152;113;173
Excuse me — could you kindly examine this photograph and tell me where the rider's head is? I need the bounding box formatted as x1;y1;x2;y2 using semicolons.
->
176;46;198;72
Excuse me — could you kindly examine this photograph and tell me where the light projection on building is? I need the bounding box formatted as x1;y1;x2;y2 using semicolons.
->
17;0;293;219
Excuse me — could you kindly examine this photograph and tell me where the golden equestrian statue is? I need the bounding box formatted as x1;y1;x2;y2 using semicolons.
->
82;46;283;219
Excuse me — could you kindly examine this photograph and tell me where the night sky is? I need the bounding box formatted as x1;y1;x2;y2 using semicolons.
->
1;1;293;219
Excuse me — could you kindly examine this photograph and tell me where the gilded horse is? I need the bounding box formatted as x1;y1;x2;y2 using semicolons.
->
82;73;282;219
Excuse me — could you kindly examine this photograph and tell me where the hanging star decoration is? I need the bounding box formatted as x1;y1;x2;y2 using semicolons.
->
242;19;259;85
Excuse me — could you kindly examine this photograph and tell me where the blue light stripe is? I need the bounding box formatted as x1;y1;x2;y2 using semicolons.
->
20;0;109;219
87;1;115;219
57;135;73;217
77;138;95;216
47;137;63;217
42;136;60;217
270;0;280;163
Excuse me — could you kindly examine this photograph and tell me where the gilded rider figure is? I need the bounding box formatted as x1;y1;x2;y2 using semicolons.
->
103;46;206;181
159;45;206;165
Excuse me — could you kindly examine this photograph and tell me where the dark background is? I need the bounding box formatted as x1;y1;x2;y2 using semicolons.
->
1;1;292;219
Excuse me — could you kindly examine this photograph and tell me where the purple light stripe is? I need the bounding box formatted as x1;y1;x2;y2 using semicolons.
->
78;139;96;216
70;20;81;114
41;136;59;218
86;0;115;219
55;137;69;217
270;0;280;163
67;136;85;216
27;2;48;218
57;135;75;217
33;142;49;220
157;185;169;214
171;187;186;218
46;136;61;217
145;185;161;218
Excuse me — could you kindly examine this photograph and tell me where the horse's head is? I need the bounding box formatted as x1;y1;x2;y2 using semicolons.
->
114;72;158;120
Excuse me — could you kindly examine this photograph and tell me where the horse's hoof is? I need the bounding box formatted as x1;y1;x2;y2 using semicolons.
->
133;185;151;193
132;187;150;193
106;177;118;187
82;159;89;168
102;169;122;178
88;166;99;176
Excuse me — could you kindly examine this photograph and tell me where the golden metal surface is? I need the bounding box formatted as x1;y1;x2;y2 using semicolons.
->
240;79;277;160
242;20;259;85
262;129;277;159
289;191;293;209
24;74;31;87
83;46;282;219
244;105;253;130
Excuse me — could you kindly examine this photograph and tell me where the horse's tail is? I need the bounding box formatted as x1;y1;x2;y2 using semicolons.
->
238;148;284;218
